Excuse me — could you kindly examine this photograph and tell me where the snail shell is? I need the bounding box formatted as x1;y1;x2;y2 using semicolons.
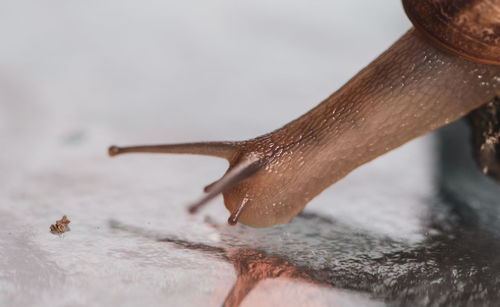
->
403;0;500;65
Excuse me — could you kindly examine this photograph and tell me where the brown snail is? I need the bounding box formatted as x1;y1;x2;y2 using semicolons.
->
109;0;500;228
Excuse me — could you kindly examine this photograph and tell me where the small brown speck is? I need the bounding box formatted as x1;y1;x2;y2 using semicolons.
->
50;215;71;234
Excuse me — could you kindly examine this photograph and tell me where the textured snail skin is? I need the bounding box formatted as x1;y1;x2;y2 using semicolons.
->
220;29;500;227
109;29;500;228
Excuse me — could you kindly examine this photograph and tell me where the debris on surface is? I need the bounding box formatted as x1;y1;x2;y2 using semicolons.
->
50;215;71;234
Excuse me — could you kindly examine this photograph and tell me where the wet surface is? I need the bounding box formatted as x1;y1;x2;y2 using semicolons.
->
107;120;500;306
2;1;500;306
3;119;500;306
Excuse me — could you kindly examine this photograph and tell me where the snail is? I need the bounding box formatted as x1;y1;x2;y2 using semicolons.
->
109;0;500;228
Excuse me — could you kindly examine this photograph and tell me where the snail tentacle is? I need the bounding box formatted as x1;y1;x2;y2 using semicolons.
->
108;141;241;160
228;198;250;225
188;157;268;214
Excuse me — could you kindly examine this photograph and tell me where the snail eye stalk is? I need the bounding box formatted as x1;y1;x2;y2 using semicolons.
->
108;142;267;224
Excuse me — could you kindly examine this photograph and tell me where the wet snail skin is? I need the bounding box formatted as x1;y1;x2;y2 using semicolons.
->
109;0;500;227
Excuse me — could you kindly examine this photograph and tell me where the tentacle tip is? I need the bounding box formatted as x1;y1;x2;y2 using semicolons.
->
187;205;198;215
227;216;238;226
108;145;121;157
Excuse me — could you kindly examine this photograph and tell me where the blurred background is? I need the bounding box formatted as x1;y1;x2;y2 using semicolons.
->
2;1;499;306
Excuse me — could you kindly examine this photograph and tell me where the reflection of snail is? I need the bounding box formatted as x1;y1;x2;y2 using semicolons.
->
109;0;500;227
109;208;500;306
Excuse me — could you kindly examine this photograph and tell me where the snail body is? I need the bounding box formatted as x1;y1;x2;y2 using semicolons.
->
110;1;500;227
